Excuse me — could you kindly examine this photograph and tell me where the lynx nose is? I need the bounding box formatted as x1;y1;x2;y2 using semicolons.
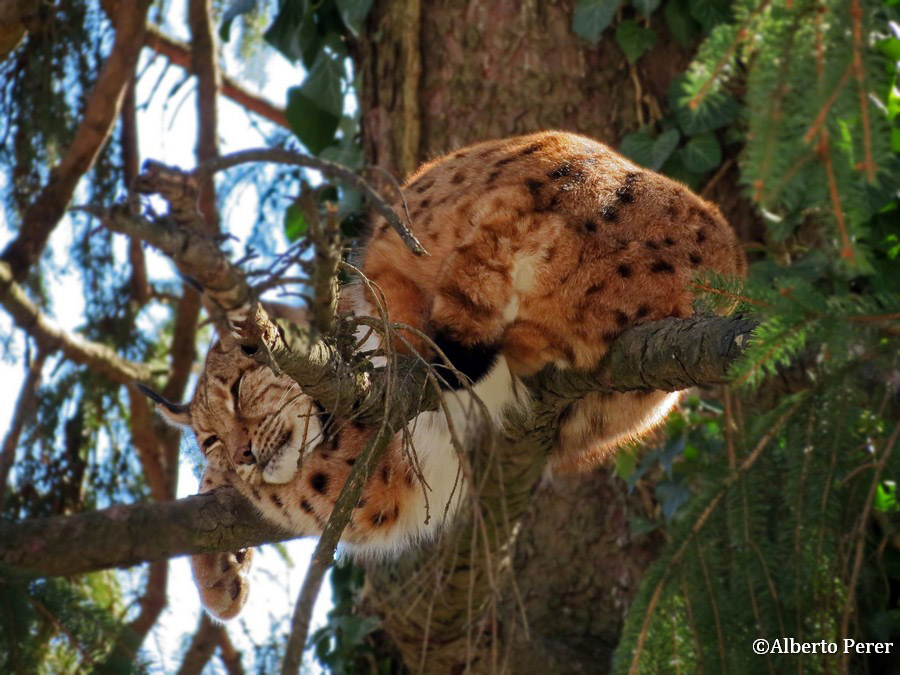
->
234;444;256;466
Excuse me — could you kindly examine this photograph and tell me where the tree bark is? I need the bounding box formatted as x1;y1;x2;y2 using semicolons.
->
357;2;756;671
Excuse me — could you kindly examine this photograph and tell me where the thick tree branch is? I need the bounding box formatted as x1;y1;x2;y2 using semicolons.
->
0;0;152;281
0;261;151;383
0;314;754;579
0;348;46;510
144;26;288;129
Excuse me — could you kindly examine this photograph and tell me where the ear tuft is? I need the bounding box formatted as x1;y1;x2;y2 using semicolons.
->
135;383;192;427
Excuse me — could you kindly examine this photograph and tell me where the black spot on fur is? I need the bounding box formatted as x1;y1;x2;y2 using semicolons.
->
615;310;629;326
601;205;618;222
404;472;414;486
586;283;605;295
520;143;543;155
651;260;676;274
412;179;434;194
381;466;391;484
430;328;501;391
636;304;650;319
270;494;283;508
455;150;468;159
696;228;707;243
615;185;634;204
371;511;387;527
689;253;702;267
603;330;621;343
666;203;679;218
420;198;430;209
393;504;400;519
452;171;465;184
300;498;314;513
617;264;632;278
495;156;515;167
356;497;367;508
487;170;501;184
548;163;571;179
250;486;261;501
644;240;660;250
585;220;598;233
526;179;543;197
663;236;676;247
543;245;558;262
310;472;329;495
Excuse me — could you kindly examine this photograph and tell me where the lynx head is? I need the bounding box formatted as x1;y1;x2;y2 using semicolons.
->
139;341;322;485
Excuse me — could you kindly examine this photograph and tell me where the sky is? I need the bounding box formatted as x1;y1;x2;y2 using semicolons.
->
0;4;337;672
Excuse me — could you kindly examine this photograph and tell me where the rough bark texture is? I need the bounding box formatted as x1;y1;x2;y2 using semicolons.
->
357;2;757;671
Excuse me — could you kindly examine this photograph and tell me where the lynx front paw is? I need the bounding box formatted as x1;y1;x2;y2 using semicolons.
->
190;548;254;620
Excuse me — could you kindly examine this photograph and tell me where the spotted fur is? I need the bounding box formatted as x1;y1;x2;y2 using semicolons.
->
148;131;745;620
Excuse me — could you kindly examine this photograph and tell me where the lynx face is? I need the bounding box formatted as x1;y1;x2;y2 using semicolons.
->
159;342;323;485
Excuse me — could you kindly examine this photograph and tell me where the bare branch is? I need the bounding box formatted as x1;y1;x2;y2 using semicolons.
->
0;261;151;383
193;149;427;256
145;25;288;129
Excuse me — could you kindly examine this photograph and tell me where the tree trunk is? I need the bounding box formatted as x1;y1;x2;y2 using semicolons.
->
355;2;753;672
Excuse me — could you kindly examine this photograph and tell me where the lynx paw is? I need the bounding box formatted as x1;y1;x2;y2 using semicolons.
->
190;548;254;620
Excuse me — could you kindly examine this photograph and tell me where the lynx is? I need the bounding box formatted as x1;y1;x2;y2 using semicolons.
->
144;131;746;619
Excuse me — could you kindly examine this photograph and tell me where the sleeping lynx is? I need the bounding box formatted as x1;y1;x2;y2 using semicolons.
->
143;131;745;619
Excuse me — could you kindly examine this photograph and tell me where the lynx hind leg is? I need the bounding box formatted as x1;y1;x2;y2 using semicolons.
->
191;467;255;620
551;390;682;472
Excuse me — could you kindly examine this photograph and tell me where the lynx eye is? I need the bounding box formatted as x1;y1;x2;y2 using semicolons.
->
202;435;219;449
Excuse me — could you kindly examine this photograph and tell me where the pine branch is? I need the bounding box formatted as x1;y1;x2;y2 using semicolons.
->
0;0;153;282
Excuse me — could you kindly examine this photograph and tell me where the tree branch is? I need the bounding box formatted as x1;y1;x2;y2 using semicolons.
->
0;261;151;383
0;313;754;579
0;0;153;281
144;25;288;129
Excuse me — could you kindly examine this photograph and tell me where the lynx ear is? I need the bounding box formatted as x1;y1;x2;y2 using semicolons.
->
135;383;192;427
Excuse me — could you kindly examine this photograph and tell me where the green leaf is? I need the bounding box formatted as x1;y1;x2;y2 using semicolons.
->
264;0;310;62
219;0;257;43
286;88;340;154
300;52;345;117
619;129;656;167
652;128;681;169
664;0;699;47
632;0;661;15
284;202;309;241
669;75;738;134
572;0;621;44
615;20;656;63
688;0;731;31
620;128;680;170
679;132;721;172
336;0;373;37
877;37;900;61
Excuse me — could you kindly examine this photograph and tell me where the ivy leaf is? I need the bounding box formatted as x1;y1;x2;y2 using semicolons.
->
219;0;257;42
615;20;656;63
336;0;373;37
286;90;340;154
656;480;691;521
679;132;721;172
688;0;731;32
620;128;680;170
284;202;309;241
664;0;699;47
652;128;681;169
876;37;900;61
300;52;345;117
669;75;738;134
264;0;310;62
572;0;621;44
632;0;661;15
